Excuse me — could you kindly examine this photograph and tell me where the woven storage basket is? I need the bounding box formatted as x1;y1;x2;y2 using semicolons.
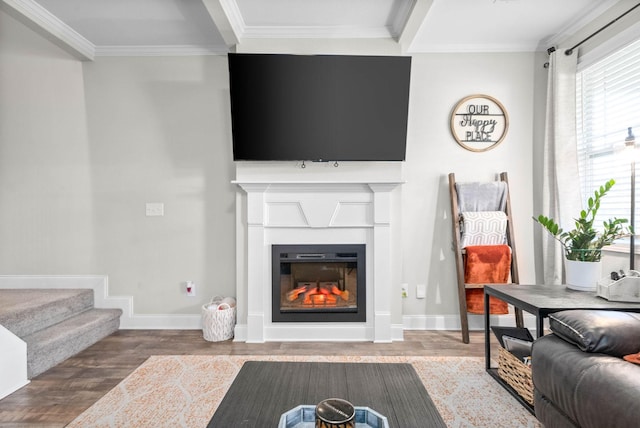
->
497;346;533;405
202;297;236;342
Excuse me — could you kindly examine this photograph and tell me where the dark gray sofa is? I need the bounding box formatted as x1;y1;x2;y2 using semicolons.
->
531;310;640;428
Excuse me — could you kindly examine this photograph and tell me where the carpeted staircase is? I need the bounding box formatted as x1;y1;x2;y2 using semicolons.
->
0;288;122;378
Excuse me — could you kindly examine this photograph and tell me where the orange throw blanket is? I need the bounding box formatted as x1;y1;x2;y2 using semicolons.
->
464;245;510;314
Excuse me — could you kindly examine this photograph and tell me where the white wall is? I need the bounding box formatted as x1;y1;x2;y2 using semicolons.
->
0;9;540;324
0;10;236;315
0;10;94;272
80;56;236;314
0;10;548;327
402;53;537;323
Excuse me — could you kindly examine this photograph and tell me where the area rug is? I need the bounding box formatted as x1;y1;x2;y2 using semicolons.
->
67;355;541;428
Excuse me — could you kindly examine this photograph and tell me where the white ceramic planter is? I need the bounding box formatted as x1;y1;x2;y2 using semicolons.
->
565;258;602;291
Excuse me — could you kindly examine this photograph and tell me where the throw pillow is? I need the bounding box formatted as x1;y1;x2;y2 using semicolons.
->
623;353;640;365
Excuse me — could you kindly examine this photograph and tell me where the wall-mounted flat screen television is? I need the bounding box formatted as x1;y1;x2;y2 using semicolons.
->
228;53;411;162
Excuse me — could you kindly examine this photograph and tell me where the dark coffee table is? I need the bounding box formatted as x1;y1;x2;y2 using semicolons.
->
484;284;640;412
208;361;446;427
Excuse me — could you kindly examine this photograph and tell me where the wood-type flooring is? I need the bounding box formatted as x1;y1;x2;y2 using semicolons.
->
0;330;497;427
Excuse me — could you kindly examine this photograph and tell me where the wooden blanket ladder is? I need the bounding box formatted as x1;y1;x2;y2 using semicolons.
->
448;172;523;344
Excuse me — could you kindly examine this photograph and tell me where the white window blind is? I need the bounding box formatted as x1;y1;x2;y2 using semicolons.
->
576;37;640;233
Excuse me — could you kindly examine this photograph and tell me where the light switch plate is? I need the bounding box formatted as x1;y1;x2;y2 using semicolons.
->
416;284;426;299
146;202;164;216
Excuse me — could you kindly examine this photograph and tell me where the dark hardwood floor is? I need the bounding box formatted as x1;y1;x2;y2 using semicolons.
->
0;329;496;427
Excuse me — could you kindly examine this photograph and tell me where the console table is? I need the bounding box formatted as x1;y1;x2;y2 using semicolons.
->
484;284;640;413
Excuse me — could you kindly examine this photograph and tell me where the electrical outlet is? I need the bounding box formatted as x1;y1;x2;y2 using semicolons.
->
186;281;196;297
401;283;408;298
416;284;426;299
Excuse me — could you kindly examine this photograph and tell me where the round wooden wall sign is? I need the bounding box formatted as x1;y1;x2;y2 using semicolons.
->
450;94;509;152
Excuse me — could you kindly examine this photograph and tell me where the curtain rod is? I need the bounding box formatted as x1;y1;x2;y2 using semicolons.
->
564;2;640;56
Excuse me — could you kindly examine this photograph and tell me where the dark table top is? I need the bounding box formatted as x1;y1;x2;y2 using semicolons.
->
485;284;640;315
208;361;446;428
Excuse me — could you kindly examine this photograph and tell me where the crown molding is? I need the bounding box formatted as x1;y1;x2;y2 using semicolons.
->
94;45;229;57
408;42;541;54
219;0;247;39
224;0;400;41
1;0;95;60
242;25;393;39
398;0;433;52
390;0;416;39
202;0;239;47
542;0;619;50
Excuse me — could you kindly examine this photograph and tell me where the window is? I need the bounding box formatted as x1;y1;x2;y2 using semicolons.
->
576;38;640;233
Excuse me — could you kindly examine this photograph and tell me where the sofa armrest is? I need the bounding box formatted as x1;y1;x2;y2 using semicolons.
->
532;334;640;428
549;310;640;357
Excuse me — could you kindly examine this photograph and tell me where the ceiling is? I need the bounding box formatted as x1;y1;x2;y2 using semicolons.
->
1;0;621;60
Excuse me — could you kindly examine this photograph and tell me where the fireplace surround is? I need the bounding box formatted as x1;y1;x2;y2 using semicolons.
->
234;168;403;343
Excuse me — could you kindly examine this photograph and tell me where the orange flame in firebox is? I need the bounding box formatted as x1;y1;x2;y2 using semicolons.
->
286;282;349;307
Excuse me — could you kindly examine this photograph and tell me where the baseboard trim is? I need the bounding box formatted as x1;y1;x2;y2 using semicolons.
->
234;322;405;343
402;313;538;331
0;276;537;332
0;276;201;329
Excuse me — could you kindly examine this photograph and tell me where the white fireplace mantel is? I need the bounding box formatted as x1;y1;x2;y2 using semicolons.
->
233;177;403;343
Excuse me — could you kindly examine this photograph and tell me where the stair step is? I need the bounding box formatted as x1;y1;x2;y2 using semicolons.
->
0;289;94;337
24;308;122;378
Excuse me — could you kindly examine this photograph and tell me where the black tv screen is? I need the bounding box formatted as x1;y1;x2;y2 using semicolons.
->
228;53;411;161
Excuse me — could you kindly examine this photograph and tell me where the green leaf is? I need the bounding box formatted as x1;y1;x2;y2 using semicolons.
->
534;179;631;254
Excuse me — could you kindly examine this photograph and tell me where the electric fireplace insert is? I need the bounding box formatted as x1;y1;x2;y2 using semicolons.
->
272;244;366;322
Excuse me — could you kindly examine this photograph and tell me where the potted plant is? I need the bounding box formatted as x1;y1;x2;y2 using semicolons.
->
534;179;633;290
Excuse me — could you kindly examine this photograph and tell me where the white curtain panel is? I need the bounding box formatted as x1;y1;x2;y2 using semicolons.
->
541;49;583;285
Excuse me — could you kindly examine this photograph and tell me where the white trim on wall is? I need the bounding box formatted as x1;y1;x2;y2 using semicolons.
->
94;45;228;57
403;312;538;331
0;276;202;329
0;0;95;60
0;275;536;335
